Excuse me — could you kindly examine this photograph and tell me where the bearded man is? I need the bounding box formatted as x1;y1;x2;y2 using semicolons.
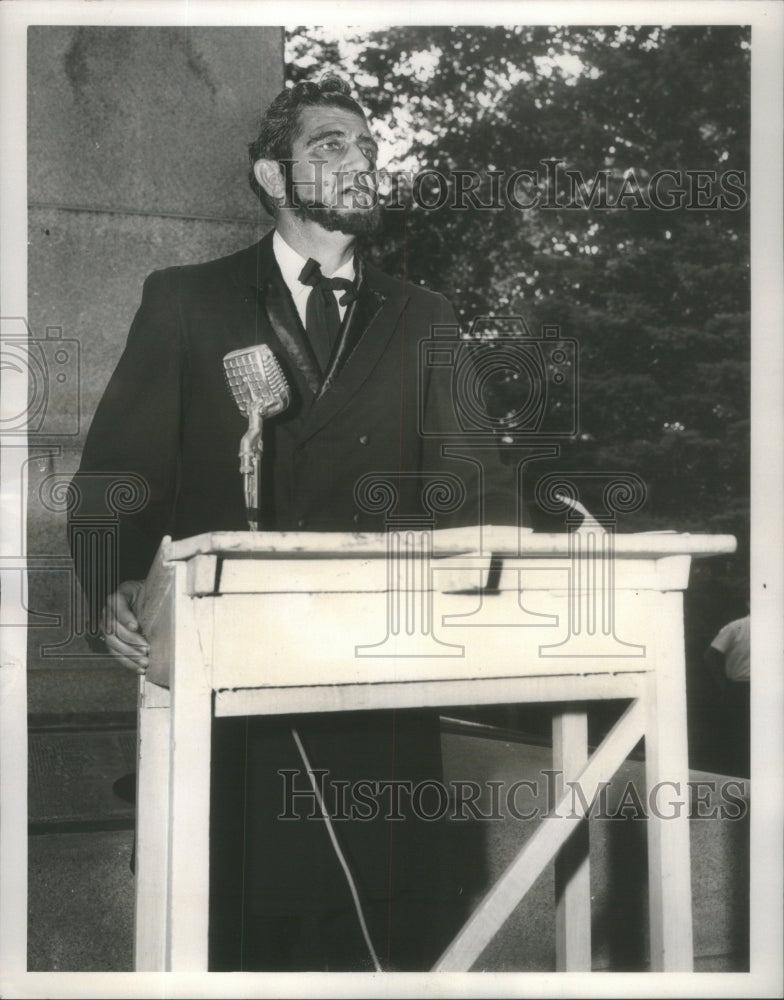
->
73;75;518;970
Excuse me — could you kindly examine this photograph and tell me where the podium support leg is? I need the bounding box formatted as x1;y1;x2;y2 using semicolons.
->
553;706;591;970
134;678;171;971
645;591;694;971
165;575;213;971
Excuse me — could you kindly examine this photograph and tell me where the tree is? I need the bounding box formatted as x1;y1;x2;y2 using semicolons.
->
287;25;750;631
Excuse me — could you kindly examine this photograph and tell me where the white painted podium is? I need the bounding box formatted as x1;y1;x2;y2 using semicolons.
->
132;525;735;973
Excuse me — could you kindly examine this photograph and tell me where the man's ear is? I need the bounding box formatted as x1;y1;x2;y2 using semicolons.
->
253;159;286;204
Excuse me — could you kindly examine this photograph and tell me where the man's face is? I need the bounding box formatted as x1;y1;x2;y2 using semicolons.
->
284;104;382;235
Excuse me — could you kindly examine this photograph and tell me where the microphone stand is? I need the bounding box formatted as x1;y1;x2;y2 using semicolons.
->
224;346;290;532
239;404;263;530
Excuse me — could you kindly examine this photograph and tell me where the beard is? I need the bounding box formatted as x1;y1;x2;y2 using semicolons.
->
286;187;383;237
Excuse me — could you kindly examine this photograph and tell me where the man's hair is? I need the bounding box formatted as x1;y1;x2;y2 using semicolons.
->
248;75;367;216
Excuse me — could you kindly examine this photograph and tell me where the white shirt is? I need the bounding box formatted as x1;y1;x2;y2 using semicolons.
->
272;230;356;329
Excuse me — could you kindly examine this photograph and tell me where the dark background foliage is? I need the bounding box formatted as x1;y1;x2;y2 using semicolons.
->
286;26;750;762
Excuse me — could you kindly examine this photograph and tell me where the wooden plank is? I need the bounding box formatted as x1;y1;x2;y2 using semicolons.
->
186;554;219;596
553;708;591;971
165;563;214;971
167;528;737;563
434;698;645;972
207;590;660;689
137;543;175;689
136;536;173;636
214;671;647;717
644;591;694;971
133;678;171;971
207;554;694;596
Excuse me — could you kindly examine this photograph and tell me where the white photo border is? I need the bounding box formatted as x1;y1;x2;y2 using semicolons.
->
1;1;781;997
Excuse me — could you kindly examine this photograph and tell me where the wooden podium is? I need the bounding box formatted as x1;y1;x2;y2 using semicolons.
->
132;525;736;973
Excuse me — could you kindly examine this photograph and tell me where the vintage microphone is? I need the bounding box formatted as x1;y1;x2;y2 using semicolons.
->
223;344;290;530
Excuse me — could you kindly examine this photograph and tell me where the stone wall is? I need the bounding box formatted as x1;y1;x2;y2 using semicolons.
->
26;26;283;714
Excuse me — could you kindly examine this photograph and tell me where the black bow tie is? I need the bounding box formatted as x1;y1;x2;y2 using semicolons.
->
298;257;357;306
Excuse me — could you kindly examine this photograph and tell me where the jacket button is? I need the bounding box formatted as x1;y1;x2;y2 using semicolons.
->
358;434;369;445
297;517;307;528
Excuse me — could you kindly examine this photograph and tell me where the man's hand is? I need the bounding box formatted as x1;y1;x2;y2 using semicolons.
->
101;580;149;673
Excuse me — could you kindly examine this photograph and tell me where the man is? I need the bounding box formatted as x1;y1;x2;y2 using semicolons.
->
73;76;518;970
704;612;750;777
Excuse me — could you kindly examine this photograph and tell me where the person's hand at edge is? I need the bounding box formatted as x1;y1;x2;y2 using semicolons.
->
101;579;149;673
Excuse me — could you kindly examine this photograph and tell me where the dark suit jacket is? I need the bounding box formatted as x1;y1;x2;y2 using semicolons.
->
74;230;519;600
73;231;514;968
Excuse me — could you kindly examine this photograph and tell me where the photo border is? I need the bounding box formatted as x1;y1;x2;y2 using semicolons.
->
1;1;781;997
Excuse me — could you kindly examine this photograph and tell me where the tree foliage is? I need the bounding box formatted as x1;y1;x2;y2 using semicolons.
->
287;25;750;629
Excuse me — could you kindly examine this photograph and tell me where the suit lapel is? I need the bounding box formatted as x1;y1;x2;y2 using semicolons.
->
319;258;386;396
306;264;408;436
235;232;322;397
262;273;322;397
